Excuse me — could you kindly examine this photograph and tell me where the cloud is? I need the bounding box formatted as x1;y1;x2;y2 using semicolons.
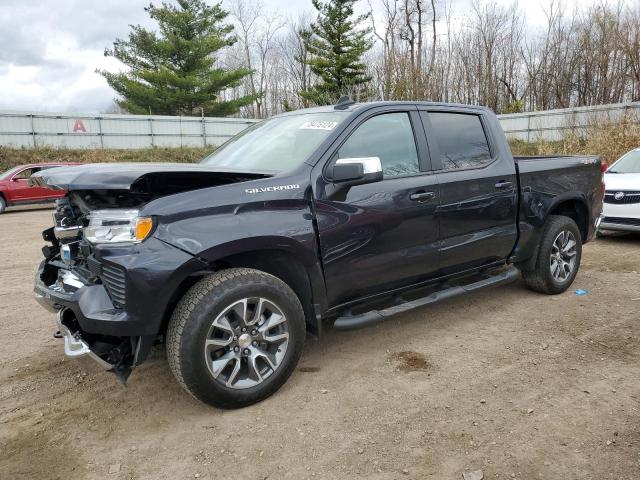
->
0;0;594;113
0;0;155;112
0;24;48;67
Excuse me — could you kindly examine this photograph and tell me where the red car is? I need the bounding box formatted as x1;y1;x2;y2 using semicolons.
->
0;163;81;214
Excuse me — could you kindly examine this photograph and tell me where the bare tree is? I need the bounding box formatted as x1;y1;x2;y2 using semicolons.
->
230;0;285;118
220;0;640;118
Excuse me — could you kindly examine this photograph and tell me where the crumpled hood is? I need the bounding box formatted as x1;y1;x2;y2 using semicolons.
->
30;162;273;191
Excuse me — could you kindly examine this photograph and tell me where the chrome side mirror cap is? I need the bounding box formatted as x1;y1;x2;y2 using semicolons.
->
330;157;383;184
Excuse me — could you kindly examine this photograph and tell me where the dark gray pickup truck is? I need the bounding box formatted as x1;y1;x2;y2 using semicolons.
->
32;99;605;408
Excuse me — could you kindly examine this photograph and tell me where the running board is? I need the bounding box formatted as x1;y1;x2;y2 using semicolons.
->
333;266;520;331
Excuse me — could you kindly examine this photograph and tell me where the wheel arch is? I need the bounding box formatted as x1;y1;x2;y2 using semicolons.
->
547;196;589;242
161;241;327;338
515;195;589;272
210;249;324;337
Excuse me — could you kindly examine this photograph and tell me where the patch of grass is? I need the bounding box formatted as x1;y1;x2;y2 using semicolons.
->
0;146;215;172
509;116;640;165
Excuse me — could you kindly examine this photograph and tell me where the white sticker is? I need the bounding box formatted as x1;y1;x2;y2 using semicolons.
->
300;121;338;131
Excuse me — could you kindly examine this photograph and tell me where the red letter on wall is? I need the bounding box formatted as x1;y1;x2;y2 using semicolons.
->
72;119;87;133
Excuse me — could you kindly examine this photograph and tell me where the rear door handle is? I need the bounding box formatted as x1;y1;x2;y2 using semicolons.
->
495;181;514;190
410;191;435;201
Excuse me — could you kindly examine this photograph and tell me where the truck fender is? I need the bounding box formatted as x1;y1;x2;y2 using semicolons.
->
195;237;329;337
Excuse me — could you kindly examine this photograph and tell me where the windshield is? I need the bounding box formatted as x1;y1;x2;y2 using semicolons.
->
609;149;640;173
0;166;23;180
201;112;347;172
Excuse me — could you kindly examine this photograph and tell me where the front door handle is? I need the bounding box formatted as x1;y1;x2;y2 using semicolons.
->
495;180;514;190
410;191;435;201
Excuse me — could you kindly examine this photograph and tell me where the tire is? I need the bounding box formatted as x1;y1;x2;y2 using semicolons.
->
522;215;582;294
0;196;5;214
166;268;305;408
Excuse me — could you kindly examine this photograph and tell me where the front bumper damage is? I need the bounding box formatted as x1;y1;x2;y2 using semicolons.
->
34;235;208;383
37;266;152;382
56;309;114;370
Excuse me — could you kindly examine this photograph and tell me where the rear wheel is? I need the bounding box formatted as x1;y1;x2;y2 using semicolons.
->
166;268;305;408
522;215;582;294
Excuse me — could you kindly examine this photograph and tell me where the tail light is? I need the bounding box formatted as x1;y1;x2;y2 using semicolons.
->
601;162;608;173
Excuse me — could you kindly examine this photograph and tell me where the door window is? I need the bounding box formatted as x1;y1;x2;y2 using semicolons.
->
429;112;492;170
13;167;41;180
337;112;420;178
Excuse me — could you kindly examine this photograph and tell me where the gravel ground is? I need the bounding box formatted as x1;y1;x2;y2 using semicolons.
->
1;208;639;480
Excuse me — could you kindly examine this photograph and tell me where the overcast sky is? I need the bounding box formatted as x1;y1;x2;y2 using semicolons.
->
0;0;596;113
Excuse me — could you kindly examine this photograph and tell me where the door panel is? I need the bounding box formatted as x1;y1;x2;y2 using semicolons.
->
421;110;518;273
313;108;440;306
315;174;439;305
10;167;41;201
436;162;518;272
8;179;34;201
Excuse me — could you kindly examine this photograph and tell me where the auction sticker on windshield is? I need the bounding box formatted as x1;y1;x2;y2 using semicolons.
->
299;121;338;130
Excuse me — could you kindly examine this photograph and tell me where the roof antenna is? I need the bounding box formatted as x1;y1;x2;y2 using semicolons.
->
334;95;355;110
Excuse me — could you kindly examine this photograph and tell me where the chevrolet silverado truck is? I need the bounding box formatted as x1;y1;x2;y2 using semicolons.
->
31;99;605;408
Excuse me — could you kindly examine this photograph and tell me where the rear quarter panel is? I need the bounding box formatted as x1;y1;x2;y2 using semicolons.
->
512;156;604;263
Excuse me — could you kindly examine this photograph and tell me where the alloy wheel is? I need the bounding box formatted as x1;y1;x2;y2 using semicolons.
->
549;230;577;282
204;297;289;389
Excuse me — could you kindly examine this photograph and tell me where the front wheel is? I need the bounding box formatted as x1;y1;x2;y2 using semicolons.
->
522;215;583;294
166;268;305;408
0;196;6;214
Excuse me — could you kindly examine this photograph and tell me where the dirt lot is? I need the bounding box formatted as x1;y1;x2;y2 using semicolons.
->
1;208;639;480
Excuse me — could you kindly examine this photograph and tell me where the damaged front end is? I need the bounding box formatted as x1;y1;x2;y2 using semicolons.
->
35;199;158;382
55;308;138;380
36;265;154;384
34;198;206;383
32;163;268;383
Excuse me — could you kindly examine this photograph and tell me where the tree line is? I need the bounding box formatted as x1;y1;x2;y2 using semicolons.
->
100;0;640;118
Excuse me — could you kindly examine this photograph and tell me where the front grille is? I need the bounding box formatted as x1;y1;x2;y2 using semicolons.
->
100;263;127;308
604;191;640;204
602;216;640;227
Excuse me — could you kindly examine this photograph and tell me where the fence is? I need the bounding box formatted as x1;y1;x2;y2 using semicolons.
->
0;111;259;149
1;102;639;149
498;102;640;141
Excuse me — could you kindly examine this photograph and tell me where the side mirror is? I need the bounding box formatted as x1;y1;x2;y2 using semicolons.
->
330;157;383;185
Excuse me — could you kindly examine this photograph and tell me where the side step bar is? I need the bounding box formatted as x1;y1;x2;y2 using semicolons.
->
333;266;520;331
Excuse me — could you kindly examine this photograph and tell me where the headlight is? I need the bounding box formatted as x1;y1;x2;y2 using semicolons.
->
84;209;154;244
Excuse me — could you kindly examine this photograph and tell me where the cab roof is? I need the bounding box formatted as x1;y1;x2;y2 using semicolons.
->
275;100;492;117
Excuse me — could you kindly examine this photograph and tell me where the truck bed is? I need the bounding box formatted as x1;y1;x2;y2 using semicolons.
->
514;155;600;162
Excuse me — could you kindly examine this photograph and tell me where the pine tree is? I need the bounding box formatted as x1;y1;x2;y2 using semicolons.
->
98;0;256;116
301;0;373;105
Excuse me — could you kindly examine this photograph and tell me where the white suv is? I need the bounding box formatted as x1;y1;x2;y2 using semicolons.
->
600;148;640;233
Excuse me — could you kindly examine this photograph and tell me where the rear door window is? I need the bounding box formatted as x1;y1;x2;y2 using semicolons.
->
428;112;492;170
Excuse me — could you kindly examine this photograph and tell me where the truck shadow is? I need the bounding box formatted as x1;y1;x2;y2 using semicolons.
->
596;231;640;243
